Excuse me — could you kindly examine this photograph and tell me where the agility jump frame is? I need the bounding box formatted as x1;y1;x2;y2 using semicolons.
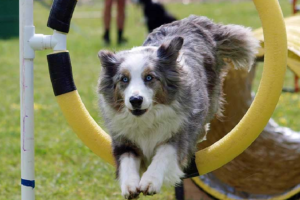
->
20;0;287;199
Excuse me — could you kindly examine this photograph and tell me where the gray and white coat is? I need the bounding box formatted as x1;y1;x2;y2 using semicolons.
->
97;15;258;199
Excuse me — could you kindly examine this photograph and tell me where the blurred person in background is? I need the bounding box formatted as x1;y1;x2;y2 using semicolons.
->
103;0;127;45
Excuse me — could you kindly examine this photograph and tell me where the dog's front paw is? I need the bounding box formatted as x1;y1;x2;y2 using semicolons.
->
121;178;140;199
139;172;163;196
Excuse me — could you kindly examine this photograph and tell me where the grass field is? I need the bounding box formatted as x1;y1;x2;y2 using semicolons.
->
0;0;299;199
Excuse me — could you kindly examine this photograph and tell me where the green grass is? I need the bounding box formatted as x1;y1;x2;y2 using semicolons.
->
0;0;298;199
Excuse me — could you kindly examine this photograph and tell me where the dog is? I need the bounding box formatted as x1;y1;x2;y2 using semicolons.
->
138;0;177;33
97;15;258;199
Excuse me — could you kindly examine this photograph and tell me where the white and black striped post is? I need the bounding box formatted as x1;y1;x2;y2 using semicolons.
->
20;0;35;199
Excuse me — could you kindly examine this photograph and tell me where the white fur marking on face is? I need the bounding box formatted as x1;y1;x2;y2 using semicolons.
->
119;153;141;198
139;144;184;194
130;46;158;52
121;52;153;110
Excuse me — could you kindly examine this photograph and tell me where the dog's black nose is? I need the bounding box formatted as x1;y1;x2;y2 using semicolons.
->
129;96;143;109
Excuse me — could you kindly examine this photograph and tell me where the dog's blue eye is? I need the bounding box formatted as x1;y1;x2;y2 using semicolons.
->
145;75;153;82
121;77;129;82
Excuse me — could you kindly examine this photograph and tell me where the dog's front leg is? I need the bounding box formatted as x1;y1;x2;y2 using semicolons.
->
139;144;184;195
114;145;141;199
118;152;141;199
113;139;141;199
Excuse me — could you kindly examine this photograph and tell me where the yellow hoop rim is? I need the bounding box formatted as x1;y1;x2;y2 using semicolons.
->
195;0;287;175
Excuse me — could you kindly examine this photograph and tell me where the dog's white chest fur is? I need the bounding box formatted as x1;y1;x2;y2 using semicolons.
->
102;99;185;161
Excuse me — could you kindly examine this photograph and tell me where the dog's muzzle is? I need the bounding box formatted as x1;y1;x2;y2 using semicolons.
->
129;96;147;116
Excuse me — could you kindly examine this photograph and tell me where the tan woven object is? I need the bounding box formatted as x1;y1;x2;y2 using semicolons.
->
254;15;300;77
197;67;300;195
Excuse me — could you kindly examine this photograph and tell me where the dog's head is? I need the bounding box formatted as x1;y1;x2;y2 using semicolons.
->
98;37;184;117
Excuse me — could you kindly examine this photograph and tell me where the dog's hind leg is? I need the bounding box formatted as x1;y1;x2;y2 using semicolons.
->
139;144;184;195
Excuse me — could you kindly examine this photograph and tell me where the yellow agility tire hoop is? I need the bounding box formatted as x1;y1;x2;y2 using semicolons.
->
46;0;287;174
195;0;287;175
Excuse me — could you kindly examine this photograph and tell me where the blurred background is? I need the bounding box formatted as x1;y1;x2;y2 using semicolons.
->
0;0;299;199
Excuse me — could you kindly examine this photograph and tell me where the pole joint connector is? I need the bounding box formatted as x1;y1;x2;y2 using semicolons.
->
29;30;67;53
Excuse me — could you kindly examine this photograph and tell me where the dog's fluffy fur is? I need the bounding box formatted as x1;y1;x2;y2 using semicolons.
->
138;0;177;33
97;15;259;199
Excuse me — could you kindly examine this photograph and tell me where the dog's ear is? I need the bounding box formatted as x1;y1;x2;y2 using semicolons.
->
98;50;119;68
98;50;120;77
157;36;184;64
156;37;184;100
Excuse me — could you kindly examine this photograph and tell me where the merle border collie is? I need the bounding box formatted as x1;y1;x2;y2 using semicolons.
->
138;0;177;33
97;16;258;199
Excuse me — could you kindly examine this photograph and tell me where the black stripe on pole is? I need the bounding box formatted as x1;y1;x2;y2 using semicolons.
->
21;179;35;189
47;52;77;96
47;0;77;33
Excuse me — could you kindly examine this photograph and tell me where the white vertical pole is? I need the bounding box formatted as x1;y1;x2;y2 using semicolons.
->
20;0;35;199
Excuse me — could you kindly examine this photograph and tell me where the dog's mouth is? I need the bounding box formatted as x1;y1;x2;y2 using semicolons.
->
130;109;148;116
